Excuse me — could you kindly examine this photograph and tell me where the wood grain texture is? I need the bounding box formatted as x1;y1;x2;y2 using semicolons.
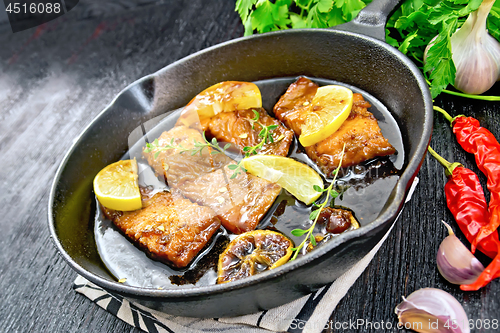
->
0;1;498;332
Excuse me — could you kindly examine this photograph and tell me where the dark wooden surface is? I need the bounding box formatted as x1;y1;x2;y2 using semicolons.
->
1;1;499;332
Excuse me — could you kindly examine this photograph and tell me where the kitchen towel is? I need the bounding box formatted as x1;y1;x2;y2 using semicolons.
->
74;177;419;333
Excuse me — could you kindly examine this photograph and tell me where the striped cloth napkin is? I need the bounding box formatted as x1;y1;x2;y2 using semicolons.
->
74;178;419;333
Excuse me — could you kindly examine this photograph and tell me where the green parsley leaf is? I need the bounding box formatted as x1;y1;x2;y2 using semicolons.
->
290;12;308;28
341;0;366;21
236;0;258;23
488;1;500;42
326;6;346;26
317;0;334;13
251;1;275;33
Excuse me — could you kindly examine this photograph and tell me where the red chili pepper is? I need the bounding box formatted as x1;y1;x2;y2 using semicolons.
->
435;106;500;253
461;242;500;290
428;147;499;258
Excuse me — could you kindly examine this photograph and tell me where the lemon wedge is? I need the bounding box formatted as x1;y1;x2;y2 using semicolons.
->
299;85;353;147
241;155;324;205
93;159;142;211
182;81;262;121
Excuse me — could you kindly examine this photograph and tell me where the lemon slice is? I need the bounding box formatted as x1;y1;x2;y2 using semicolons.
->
93;159;142;211
182;81;262;121
217;230;293;284
241;155;324;205
299;85;353;147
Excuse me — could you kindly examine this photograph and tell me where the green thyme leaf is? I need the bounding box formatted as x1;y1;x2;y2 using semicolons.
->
291;228;309;237
330;190;339;198
310;233;317;246
309;209;320;221
252;109;260;121
313;184;324;192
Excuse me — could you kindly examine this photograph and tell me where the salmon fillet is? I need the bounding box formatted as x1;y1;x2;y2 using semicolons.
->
200;108;293;157
274;77;396;175
143;126;229;186
179;165;282;234
273;77;317;135
102;190;221;269
143;126;281;234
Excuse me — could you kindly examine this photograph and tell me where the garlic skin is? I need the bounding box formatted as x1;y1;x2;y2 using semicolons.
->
436;221;484;285
450;0;500;94
395;288;470;333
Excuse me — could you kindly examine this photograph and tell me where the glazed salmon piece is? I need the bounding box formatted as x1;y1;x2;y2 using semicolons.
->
274;77;396;175
273;77;317;135
200;108;293;157
143;126;229;185
143;125;281;234
179;165;281;234
102;190;221;269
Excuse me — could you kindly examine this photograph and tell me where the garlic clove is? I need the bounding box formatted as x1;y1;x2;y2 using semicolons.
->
436;221;484;285
450;0;500;94
395;288;470;333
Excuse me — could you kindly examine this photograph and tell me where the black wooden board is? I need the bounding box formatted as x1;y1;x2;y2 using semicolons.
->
0;1;498;332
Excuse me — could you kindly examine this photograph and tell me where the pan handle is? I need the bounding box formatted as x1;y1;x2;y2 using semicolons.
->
332;0;400;41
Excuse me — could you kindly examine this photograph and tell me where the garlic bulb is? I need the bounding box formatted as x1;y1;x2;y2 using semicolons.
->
450;0;500;94
436;221;484;285
395;288;470;333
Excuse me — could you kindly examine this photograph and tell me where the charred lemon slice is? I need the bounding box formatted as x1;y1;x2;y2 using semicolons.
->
182;81;262;121
93;159;142;211
217;230;293;284
299;85;353;147
241;155;323;205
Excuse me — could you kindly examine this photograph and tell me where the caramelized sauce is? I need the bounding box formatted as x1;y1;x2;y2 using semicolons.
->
94;76;404;288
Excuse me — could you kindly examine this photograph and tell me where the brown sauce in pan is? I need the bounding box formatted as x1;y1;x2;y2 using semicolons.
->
94;76;404;289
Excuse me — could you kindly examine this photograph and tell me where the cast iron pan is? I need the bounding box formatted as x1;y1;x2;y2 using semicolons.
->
48;0;433;317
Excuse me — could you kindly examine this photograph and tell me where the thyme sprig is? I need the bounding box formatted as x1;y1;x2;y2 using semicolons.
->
144;131;231;159
290;144;346;261
244;109;279;155
144;109;279;179
227;109;279;178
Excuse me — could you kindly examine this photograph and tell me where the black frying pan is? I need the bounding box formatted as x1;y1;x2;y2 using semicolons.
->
48;0;433;317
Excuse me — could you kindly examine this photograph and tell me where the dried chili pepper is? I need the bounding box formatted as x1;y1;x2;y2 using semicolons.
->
429;147;500;290
428;147;499;258
461;242;500;291
434;106;500;253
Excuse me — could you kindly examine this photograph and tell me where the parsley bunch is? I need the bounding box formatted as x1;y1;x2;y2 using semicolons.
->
386;0;500;99
236;0;500;99
236;0;371;35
